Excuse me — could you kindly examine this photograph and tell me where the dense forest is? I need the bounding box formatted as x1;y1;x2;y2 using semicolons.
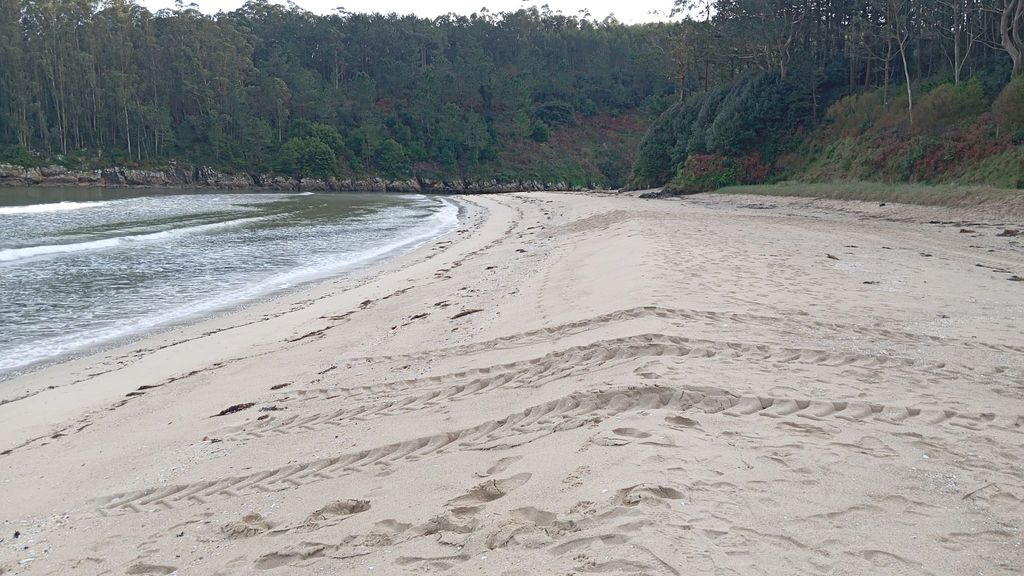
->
1;0;1022;190
629;0;1024;192
0;0;680;187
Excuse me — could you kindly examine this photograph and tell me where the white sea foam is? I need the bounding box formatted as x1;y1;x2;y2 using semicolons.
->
0;216;269;263
0;197;459;375
0;201;114;215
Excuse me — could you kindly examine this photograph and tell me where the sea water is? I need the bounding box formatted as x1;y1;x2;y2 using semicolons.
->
0;188;458;378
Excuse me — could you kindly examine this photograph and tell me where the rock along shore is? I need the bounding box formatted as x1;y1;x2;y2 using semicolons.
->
0;163;593;193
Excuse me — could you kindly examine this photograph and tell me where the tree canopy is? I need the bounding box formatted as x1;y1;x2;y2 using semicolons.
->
0;0;678;186
627;0;1024;190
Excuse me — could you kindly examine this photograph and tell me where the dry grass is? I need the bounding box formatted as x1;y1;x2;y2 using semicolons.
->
715;181;1024;210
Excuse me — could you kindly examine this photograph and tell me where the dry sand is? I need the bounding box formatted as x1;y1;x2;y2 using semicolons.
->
1;191;1022;575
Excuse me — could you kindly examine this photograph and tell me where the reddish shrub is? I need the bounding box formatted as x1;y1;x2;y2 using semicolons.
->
683;154;727;178
739;152;771;184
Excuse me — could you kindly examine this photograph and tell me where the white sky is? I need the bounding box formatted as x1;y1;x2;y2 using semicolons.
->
138;0;676;24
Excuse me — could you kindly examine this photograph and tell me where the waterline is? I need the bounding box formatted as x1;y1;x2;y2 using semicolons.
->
0;216;271;263
0;200;115;216
0;191;458;378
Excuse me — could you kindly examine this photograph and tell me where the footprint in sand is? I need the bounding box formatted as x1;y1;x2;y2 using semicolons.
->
485;506;579;549
615;484;686;507
125;562;178;575
474;455;523;478
254;544;328;570
611;427;652;438
591;427;653;446
221;513;274;539
344;519;414;546
664;415;701;429
303;499;370;527
447;472;532;506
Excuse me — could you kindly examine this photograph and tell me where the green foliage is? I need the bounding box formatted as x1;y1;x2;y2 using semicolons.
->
638;94;674;121
277;137;336;179
975;59;1015;100
0;0;678;183
664;154;739;194
913;80;987;135
956;148;1024;188
627;0;1022;193
533;101;576;127
993;76;1024;135
719;71;1021;190
306;123;345;154
0;145;33;166
628;73;804;189
900;138;938;180
685;88;726;155
715;181;1024;206
596;146;629;189
529;121;551;143
706;73;801;158
627;98;699;188
820;90;889;138
374;139;410;178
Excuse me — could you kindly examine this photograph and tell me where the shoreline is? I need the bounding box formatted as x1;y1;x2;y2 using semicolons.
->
0;163;596;193
0;195;478;410
1;191;1021;575
0;193;464;390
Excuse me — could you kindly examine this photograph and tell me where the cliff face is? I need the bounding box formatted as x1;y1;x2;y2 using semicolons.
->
0;164;593;193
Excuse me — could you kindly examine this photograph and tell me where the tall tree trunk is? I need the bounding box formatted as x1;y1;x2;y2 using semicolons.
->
124;102;132;160
883;37;893;103
1001;0;1024;76
898;30;914;125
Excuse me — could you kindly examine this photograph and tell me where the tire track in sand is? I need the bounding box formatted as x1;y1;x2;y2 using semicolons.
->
346;305;1024;366
97;385;1022;515
217;330;1001;443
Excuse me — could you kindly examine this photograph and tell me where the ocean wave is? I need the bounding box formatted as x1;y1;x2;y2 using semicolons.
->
0;201;114;215
0;216;270;263
0;198;458;374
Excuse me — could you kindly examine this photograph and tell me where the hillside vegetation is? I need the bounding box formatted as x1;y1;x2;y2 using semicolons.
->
3;0;1022;194
0;1;678;187
627;0;1024;195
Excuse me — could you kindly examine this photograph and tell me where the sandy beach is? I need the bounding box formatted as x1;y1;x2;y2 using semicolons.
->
1;191;1022;575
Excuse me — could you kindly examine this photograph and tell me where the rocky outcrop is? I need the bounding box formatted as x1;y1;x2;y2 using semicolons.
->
0;163;595;193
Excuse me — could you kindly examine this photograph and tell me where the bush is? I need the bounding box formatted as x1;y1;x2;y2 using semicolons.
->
628;73;802;190
900;137;938;180
597;146;629;189
533;101;575;126
913;80;987;135
706;73;798;157
276;137;336;179
993;76;1024;135
528;120;551;143
307;123;345;153
975;57;1014;100
739;152;771;185
822;90;886;138
685;87;726;155
627;98;699;189
374;139;410;178
821;84;915;137
0;145;34;166
664;154;739;194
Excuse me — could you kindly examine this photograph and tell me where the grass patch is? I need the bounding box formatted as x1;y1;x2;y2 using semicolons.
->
956;147;1024;188
714;181;1024;209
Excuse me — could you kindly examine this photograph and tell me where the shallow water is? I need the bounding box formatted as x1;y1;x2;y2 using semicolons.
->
0;188;457;377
